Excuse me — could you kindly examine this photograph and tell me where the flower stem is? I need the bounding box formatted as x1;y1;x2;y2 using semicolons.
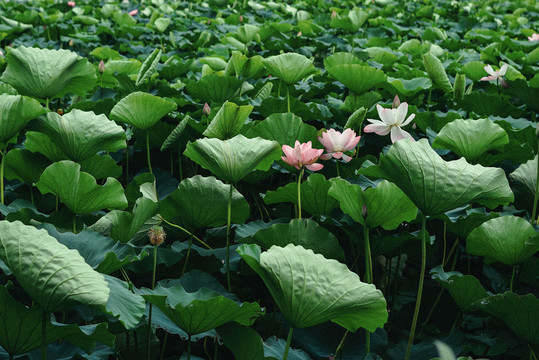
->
510;265;516;292
334;330;349;359
404;214;427;360
283;326;294;360
226;184;233;292
146;130;153;175
160;217;212;249
336;160;340;177
147;244;158;360
0;144;6;205
297;167;305;219
533;152;539;224
41;310;47;360
363;224;372;354
286;85;290;113
181;234;193;277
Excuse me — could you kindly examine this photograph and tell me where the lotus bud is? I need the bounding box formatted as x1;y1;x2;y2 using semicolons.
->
239;15;243;22
331;10;337;19
98;60;105;74
148;225;166;246
297;31;302;37
203;102;211;116
0;50;3;57
362;204;368;218
69;39;74;47
57;109;64;115
392;95;401;109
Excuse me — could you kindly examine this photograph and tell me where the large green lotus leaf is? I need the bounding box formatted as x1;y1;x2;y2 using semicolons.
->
330;8;368;32
387;77;432;97
365;47;398;66
4;148;50;184
328;178;417;230
466;216;539;266
110;91;176;130
104;274;146;329
0;285;114;356
0;46;97;100
422;52;453;93
184;135;281;184
474;292;539;345
237;244;387;332
461;60;487;81
436;207;499;239
0;94;46;144
103;197;159;244
430;266;489;311
263;173;339;217
186;74;244;104
359;139;514;215
203;101;253;140
159;175;249;230
0;220;109;312
432;119;509;163
245;112;318;146
241;218;344;261
35;109;127;162
509;155;538;213
36;160;128;214
323;52;362;72
217;323;265;360
42;223;148;275
79;153;123;180
261;53;317;85
24;131;67;162
327;64;387;95
139;285;262;336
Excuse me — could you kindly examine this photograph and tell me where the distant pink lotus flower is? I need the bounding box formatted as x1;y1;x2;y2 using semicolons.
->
318;128;360;162
98;60;105;74
297;31;302;37
528;33;539;41
364;102;416;143
67;1;75;6
0;50;3;57
480;64;508;88
282;141;323;171
129;9;138;16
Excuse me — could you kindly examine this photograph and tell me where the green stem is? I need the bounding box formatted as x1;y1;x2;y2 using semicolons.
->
297;167;305;219
426;88;431;112
533;151;539;224
187;334;192;360
441;222;447;268
363;225;372;354
46;98;49;110
418;287;445;338
282;326;294;360
181;234;193;277
286;85;290;113
404;214;427;360
73;215;76;234
335;160;340;177
147;245;157;360
41;310;47;360
159;331;168;360
226;184;233;292
510;265;516;292
125;148;130;187
160;217;211;249
530;344;538;360
0;144;6;205
146;131;153;175
334;330;349;359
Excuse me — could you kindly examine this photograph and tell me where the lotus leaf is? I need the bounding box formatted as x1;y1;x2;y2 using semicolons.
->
323;52;362;71
359;139;514;215
35;109;127;162
430;266;489;311
245;112;318;146
466;216;539;266
238;244;387;331
110;92;176;130
0;220;109;312
103;274;146;329
328;178;417;230
136;48;162;86
327;64;387;95
0;46;97;100
140;285;262;336
203;101;253;140
36;160;128;214
261;53;317;85
432;118;509;163
184;134;281;184
159;175;249;230
0;94;46;144
186;74;244;104
4;148;49;184
422;52;453;93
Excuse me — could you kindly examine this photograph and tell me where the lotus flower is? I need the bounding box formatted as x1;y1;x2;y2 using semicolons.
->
364;102;416;143
282;141;323;171
528;33;539;41
129;9;138;16
98;60;105;74
318;128;360;162
480;64;508;88
67;1;76;6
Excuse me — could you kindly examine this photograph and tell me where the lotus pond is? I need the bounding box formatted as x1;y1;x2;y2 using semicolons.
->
0;0;537;359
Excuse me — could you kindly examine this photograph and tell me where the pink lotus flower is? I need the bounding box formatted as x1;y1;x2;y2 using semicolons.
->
528;33;539;41
282;141;324;171
67;1;75;6
480;64;508;88
318;128;360;162
98;60;105;74
364;102;415;143
129;9;138;16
